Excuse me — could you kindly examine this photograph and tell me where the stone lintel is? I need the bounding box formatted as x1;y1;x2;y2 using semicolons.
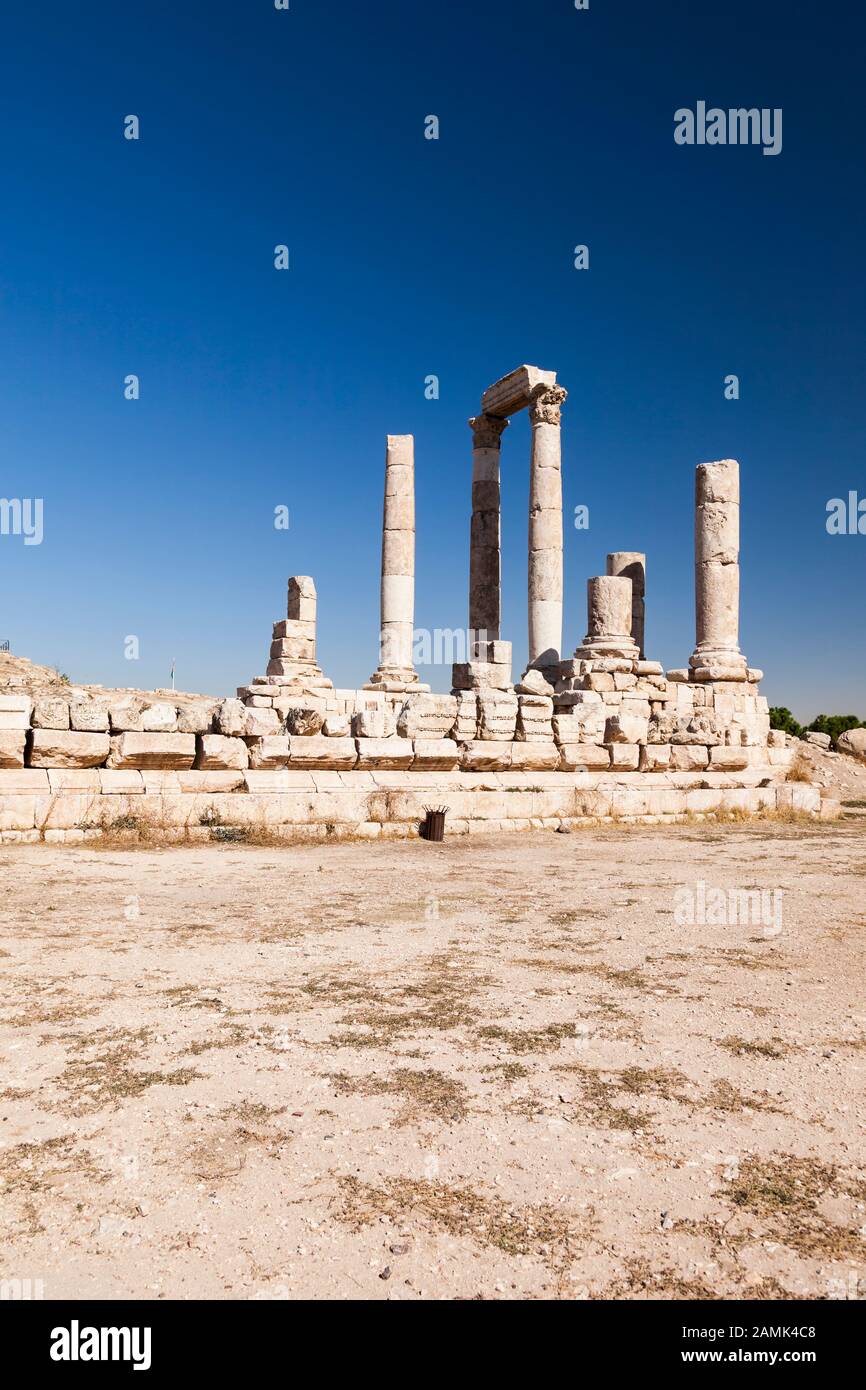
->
480;365;557;419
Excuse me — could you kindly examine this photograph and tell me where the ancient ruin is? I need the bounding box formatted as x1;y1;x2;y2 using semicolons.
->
0;364;830;842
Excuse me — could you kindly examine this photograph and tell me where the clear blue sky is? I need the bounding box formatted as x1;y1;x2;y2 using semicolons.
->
1;0;863;721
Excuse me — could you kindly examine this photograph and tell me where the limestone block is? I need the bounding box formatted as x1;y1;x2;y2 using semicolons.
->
453;691;478;739
671;715;721;747
472;641;513;666
639;744;672;771
106;733;196;770
767;729;786;748
768;747;794;767
283;707;325;737
0;769;50;793
30;730;111;768
459;740;512;772
0;696;33;730
478;692;518;741
0;732;25;768
275;699;327;726
45;769;99;792
452;662;512;692
108;702;143;732
287;575;317;622
355;737;414;770
69;701;110;732
273;618;316;641
558;744;611;771
552;709;605;744
0;795;37;830
178;771;246;793
270;637;316;662
396;694;458;739
516;694;553;742
322;713;351;738
604;712;648;745
709;746;749;770
670;744;710;771
32;697;70;730
244;706;281;738
247;736;291;769
98;771;145;794
411;739;460;771
515;668;554;698
140;702;178;733
481;364;556;417
215;699;247;737
177;702;216;734
510;741;559;771
352;708;397;739
287;736;357;771
196;734;250;771
609;744;640;770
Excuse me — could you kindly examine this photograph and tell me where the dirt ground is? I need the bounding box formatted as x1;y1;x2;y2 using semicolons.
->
0;823;864;1301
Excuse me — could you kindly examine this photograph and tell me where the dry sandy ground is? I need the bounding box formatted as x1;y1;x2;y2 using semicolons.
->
0;824;864;1302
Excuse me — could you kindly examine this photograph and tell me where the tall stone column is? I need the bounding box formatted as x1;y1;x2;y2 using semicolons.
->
527;383;567;673
607;552;646;658
575;576;639;659
365;435;428;692
469;413;508;644
690;459;748;679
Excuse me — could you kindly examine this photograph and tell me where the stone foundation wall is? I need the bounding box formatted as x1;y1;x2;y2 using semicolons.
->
0;766;827;844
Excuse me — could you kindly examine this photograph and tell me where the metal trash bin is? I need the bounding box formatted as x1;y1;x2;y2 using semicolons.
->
422;806;447;842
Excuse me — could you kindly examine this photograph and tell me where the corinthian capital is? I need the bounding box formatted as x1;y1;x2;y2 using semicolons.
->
468;413;509;450
528;383;567;427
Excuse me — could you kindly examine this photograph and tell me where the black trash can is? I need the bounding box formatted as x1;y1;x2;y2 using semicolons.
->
422;806;447;842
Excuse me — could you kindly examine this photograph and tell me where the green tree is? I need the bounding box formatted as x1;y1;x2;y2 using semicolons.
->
769;707;803;739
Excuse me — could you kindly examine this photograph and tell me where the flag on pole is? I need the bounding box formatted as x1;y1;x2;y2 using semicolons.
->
170;659;176;692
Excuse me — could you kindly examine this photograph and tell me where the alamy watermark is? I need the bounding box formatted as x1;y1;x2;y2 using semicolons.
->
673;880;783;936
675;103;782;157
0;498;43;545
826;491;866;535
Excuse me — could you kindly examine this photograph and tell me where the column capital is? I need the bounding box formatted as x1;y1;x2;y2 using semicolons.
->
468;413;509;449
528;383;567;426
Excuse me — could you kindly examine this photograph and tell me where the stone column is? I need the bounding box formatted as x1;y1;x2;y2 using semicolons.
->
527;383;567;673
607;552;646;658
365;435;427;692
690;459;747;679
469;413;508;644
575;576;639;659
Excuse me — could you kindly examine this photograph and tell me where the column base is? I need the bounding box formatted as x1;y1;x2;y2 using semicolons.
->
363;669;430;694
689;648;749;682
573;635;640;662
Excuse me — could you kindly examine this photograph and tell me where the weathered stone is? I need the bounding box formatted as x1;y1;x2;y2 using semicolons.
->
515;667;554;697
669;744;710;771
283;707;325;737
558;744;611;771
287;575;317;622
244;706;281;738
176;703;216;734
352;708;396;739
837;728;866;762
459;740;512;771
411;739;460;770
108;702;143;732
604;712;648;745
509;741;559;771
0;732;26;768
478;692;518;741
396;693;458;739
0;696;33;730
322;713;351;738
31;697;70;730
69;701;110;732
215;699;247;737
272;618;316;641
805;731;831;749
709;746;749;770
609;744;640;770
140;702;178;733
247;736;291;770
196;734;249;771
355;737;414;770
106;733;196;770
639;744;671;771
30;730;111;768
286;736;357;770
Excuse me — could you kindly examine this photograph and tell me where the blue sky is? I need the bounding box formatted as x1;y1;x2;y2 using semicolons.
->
1;0;863;720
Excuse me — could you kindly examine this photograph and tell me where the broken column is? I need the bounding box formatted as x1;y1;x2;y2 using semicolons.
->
365;434;428;692
237;575;334;703
606;552;646;658
468;413;508;643
527;383;567;676
574;576;639;660
690;459;748;680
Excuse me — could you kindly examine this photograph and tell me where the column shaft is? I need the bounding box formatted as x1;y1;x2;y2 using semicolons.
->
606;552;646;658
691;459;747;675
469;414;507;643
527;385;567;669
